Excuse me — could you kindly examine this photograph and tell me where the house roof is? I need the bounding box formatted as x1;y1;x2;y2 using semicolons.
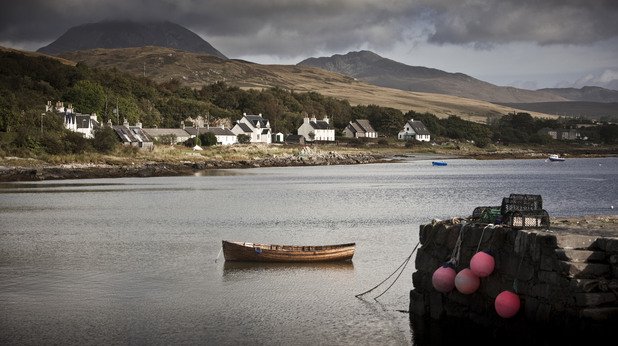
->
235;123;253;133
244;115;269;128
112;125;153;143
310;120;333;130
143;128;191;137
407;120;430;135
355;119;375;133
206;127;235;136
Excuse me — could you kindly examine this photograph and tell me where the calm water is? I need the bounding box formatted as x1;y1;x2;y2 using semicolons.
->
1;157;616;345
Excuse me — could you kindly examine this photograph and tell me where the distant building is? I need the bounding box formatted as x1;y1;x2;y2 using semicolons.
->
343;119;378;138
46;101;99;138
186;125;237;145
297;116;335;142
538;128;581;140
111;119;154;150
142;122;192;144
231;113;272;144
398;119;431;142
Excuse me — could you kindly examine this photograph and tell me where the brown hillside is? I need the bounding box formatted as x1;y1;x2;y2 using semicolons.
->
60;46;557;122
0;45;76;66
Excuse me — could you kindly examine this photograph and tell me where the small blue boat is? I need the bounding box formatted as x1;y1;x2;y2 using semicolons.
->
432;161;448;166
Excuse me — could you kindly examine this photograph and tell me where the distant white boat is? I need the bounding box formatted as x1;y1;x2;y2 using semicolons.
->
548;154;565;162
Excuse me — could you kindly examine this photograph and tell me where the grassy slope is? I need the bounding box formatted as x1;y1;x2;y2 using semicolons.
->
59;46;558;122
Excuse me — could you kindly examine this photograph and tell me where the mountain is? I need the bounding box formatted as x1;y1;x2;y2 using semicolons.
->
37;20;227;59
58;46;557;122
298;50;567;103
537;86;618;103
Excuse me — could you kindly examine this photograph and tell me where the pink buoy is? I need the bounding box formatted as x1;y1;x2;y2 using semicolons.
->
454;268;480;294
470;250;495;278
495;290;520;318
432;264;456;293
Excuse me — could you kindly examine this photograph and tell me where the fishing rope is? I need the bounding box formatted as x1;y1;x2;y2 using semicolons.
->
355;222;440;299
448;222;467;266
355;242;420;299
372;253;413;300
512;250;525;293
214;247;223;263
474;224;495;253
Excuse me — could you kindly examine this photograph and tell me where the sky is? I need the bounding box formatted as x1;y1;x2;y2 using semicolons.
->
1;0;618;90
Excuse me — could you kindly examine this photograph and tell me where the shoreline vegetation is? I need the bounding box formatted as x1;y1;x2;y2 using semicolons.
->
0;142;616;182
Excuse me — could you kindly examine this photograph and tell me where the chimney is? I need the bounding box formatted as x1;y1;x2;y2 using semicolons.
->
323;115;329;124
107;119;113;126
258;113;262;117
304;117;310;124
181;121;185;129
310;116;317;123
136;121;142;128
123;118;129;127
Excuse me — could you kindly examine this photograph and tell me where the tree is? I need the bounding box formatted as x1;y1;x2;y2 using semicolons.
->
199;132;218;146
237;134;251;144
64;80;105;114
93;126;118;153
599;124;618;144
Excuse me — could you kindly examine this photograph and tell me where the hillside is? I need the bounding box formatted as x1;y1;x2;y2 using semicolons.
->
537;86;618;103
38;20;227;59
496;101;618;121
298;51;567;103
59;46;556;122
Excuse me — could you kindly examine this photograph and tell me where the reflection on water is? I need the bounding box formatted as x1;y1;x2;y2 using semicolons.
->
222;260;355;274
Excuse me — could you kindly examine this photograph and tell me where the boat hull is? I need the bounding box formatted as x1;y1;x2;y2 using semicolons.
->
222;241;355;262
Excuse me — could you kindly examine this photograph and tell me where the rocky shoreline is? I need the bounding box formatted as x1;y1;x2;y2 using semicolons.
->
0;151;392;182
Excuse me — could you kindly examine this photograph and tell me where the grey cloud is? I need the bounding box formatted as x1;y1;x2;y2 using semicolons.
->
1;0;617;56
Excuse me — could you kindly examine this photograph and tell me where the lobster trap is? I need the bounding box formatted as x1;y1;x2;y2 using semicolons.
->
502;209;550;229
500;194;543;215
471;206;502;224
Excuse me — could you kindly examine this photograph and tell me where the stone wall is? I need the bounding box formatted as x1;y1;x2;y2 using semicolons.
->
410;218;618;339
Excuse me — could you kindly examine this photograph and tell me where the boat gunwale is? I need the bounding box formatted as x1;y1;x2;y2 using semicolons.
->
222;240;356;262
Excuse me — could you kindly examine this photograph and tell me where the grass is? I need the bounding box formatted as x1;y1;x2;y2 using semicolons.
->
0;141;615;168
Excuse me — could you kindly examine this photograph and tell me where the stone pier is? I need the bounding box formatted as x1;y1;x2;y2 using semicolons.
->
409;217;618;344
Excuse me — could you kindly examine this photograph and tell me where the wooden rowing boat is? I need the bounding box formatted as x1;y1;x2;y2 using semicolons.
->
222;240;355;262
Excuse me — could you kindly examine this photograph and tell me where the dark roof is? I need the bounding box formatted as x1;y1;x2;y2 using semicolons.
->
261;128;270;135
112;125;153;143
206;127;235;136
244;115;269;128
310;120;333;130
408;120;430;135
236;123;253;133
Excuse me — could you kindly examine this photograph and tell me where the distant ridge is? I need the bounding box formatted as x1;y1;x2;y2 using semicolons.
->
536;86;618;103
37;20;227;59
298;50;567;103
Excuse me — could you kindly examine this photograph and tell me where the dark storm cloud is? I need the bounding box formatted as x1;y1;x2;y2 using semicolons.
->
1;0;617;54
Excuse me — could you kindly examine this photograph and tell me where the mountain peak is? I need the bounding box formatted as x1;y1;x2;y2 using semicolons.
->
37;20;227;59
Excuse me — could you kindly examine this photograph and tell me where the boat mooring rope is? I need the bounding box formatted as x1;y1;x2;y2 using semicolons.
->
214;247;223;263
355;241;420;300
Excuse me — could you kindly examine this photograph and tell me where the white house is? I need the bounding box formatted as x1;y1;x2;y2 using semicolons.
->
297;116;335;142
398;119;431;142
343;119;378;138
142;122;192;144
231;113;272;144
46;101;99;138
192;126;238;145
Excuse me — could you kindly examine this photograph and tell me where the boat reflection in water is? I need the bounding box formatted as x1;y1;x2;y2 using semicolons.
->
223;260;354;272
